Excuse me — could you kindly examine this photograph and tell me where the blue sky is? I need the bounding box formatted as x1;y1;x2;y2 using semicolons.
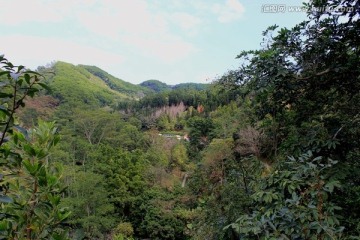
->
0;0;307;84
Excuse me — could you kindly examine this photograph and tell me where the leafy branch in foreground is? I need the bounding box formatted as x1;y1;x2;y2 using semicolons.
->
0;56;69;239
226;151;343;239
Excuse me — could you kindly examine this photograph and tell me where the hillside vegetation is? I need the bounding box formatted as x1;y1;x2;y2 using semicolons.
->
1;1;360;240
140;79;171;92
140;79;210;93
49;62;131;106
80;65;150;97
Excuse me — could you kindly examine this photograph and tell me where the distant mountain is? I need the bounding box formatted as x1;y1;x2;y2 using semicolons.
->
23;61;210;111
172;82;210;91
80;65;151;96
139;80;210;93
18;61;137;126
19;61;211;126
139;79;171;93
53;62;119;105
45;62;149;108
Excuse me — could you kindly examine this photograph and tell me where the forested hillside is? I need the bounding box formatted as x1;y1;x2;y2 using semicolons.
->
1;0;359;240
139;80;171;92
80;65;150;97
140;79;209;93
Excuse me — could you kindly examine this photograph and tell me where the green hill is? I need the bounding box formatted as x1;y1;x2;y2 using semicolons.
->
19;61;153;126
172;82;210;91
48;62;131;107
45;63;209;108
139;79;171;93
22;61;210;117
139;79;210;92
80;65;150;97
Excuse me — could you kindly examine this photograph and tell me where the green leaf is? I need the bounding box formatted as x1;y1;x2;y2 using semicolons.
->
0;71;10;78
0;92;13;98
17;79;23;87
324;180;341;193
53;135;60;146
24;70;41;76
37;82;51;92
34;208;47;220
0;106;10;116
26;88;39;97
45;175;58;187
24;73;30;84
0;220;8;231
17;65;25;72
13;133;18;144
36;149;47;159
23;159;39;175
23;144;36;156
48;194;61;206
57;210;71;221
16;99;24;108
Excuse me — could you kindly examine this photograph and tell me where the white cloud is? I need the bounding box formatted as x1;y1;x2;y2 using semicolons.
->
0;0;62;25
75;0;196;62
122;34;197;62
0;0;200;64
77;0;165;38
212;0;245;23
0;35;124;69
171;12;202;31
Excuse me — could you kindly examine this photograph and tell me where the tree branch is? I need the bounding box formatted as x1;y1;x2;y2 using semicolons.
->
294;68;330;80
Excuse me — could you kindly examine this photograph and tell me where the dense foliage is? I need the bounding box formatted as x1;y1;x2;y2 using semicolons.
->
139;80;209;93
0;56;70;239
80;65;150;97
2;0;360;239
139;80;171;93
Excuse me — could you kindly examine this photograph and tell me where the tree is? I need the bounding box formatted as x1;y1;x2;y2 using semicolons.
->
186;116;214;159
0;56;70;239
61;170;115;239
218;0;360;237
171;143;188;170
227;152;343;239
72;109;118;146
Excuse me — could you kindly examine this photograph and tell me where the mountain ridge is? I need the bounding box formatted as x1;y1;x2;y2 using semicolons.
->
24;61;209;116
139;79;210;93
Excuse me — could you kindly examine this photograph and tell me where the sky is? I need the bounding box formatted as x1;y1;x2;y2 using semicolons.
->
0;0;307;85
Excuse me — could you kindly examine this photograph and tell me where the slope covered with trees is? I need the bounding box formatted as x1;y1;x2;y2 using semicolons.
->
140;79;210;93
139;80;171;93
80;65;150;97
1;0;360;239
